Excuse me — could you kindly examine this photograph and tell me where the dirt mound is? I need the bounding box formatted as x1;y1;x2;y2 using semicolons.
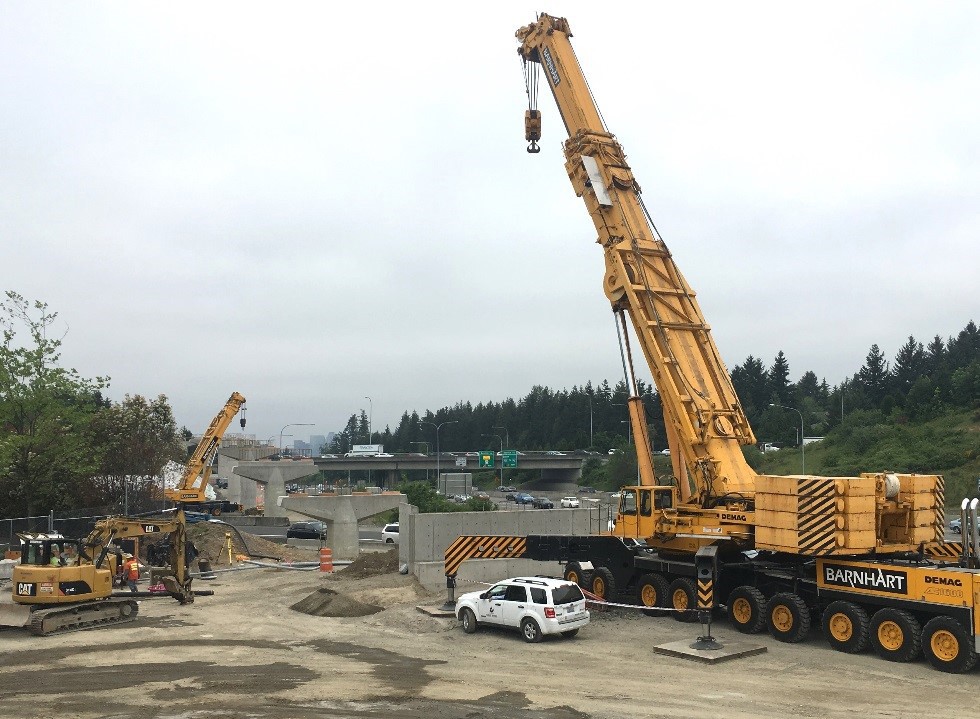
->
186;522;316;564
340;548;399;578
291;588;383;617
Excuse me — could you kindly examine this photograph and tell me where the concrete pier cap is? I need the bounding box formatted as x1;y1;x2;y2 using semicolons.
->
232;462;318;517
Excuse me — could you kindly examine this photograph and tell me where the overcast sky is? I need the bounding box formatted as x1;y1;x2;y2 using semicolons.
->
1;2;977;445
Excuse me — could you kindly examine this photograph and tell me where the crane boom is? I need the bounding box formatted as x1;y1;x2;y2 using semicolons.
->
166;392;246;505
517;15;756;502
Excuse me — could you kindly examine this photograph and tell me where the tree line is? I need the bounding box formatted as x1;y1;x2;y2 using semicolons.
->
0;293;187;519
327;319;980;455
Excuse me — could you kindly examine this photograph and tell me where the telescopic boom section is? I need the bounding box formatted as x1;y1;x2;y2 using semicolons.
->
166;392;246;504
516;14;757;501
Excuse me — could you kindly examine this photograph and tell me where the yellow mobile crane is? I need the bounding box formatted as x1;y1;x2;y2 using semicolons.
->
12;510;198;635
166;391;246;514
444;14;980;673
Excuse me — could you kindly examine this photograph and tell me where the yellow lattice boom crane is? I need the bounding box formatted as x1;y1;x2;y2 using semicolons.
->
166;391;246;514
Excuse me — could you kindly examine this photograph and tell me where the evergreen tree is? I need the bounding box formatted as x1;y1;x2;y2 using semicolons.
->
893;336;926;395
767;351;792;403
857;344;891;405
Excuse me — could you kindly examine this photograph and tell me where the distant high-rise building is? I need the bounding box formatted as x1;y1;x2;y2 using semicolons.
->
310;434;327;453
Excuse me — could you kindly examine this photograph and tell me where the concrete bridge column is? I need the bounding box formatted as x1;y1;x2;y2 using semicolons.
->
384;470;400;490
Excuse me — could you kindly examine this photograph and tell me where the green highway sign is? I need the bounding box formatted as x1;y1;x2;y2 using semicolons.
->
502;450;518;468
479;451;494;468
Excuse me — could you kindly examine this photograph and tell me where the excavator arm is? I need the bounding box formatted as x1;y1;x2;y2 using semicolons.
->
166;392;246;505
517;15;757;503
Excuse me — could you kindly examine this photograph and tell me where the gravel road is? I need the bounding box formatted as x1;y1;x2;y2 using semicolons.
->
0;564;976;719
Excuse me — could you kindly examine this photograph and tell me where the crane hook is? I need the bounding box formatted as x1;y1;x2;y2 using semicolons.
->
527;141;541;154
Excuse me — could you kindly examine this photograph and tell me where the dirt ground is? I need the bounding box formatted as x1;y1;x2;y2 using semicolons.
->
1;564;977;719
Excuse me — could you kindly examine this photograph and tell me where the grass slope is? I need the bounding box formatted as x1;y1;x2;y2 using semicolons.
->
758;409;980;503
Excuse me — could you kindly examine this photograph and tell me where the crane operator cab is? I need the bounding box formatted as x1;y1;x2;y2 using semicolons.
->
611;486;676;539
13;536;113;605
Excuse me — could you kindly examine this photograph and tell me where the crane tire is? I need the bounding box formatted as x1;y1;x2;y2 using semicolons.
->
822;600;870;653
727;586;766;634
870;608;921;662
765;592;810;642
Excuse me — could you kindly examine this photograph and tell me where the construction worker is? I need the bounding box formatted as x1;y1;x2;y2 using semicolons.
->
122;553;140;593
49;544;61;567
60;545;78;566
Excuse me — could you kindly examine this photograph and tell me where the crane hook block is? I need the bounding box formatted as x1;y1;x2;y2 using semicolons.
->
525;109;541;153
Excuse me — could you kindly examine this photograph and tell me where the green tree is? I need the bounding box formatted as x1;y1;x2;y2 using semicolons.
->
893;336;926;396
858;343;891;406
767;351;792;404
0;292;107;517
89;394;184;512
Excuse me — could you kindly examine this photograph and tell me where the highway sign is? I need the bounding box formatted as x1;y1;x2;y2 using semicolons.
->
502;450;518;468
479;451;494;468
455;456;466;467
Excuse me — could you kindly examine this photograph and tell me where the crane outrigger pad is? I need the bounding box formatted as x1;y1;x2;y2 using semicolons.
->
653;638;767;665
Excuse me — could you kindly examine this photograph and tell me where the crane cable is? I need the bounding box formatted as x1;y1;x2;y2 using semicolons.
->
521;56;539;114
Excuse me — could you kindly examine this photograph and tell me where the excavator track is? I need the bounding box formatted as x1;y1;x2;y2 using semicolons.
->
29;597;139;636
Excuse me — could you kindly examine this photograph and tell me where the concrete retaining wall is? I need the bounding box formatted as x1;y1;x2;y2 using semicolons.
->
415;558;564;592
218;516;290;527
398;503;593;587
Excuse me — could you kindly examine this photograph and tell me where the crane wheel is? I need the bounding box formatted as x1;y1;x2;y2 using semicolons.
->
564;562;591;588
921;616;977;673
635;573;670;617
667;578;698;623
821;601;870;653
590;567;616;601
765;592;810;642
727;586;766;634
870;608;921;662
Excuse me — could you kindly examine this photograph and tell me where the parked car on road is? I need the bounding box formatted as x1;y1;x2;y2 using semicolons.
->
286;521;327;540
532;497;554;509
560;497;580;508
514;493;535;505
382;523;399;544
455;576;590;642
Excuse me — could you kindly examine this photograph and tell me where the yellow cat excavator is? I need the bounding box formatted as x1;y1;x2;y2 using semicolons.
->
11;510;197;635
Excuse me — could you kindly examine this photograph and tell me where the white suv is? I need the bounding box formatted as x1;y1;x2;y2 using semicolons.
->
381;523;399;544
455;576;590;642
560;496;579;508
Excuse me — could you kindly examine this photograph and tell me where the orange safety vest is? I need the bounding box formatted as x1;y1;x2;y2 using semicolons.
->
124;559;139;581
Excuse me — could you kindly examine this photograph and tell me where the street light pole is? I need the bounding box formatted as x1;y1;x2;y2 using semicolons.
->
483;434;503;488
421;420;458;487
411;441;431;482
364;396;373;444
280;423;315;455
770;403;805;475
493;426;509;487
588;395;593;449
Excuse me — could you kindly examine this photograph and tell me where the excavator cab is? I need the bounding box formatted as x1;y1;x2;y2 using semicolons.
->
13;536;112;606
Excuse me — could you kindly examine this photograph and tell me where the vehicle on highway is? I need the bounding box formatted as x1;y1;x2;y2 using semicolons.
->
286;521;327;540
545;450;565;456
660;448;671;456
514;493;535;505
377;453;395;458
505;492;518;501
607;448;621;455
560;496;580;508
950;518;962;533
319;454;338;459
474;491;490;500
382;523;399;544
532;497;554;509
577;486;597;494
455;576;589;642
499;486;517;493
